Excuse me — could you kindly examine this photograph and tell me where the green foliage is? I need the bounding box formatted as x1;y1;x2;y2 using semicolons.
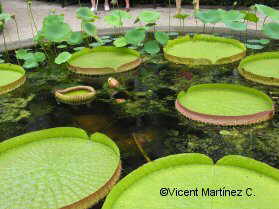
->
82;21;97;37
113;37;128;47
143;40;160;55
105;10;131;27
55;52;72;64
76;7;99;22
263;22;279;40
255;4;279;21
224;21;247;31
138;11;160;24
15;49;46;69
195;10;221;24
155;31;169;45
242;11;259;23
173;13;190;20
41;14;72;43
67;31;83;45
125;28;146;46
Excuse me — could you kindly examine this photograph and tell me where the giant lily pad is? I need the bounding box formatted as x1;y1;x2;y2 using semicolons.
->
55;85;96;105
68;46;141;76
0;63;26;95
176;84;274;126
0;127;121;209
102;153;279;209
164;34;246;65
238;52;279;86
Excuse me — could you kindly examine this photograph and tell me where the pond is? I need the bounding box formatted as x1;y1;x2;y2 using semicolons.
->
1;5;279;209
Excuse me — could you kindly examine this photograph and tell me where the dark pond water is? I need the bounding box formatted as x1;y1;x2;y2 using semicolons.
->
0;33;279;209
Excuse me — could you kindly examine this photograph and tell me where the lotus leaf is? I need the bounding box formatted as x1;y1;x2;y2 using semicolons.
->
0;127;121;209
67;31;83;45
195;10;221;24
238;52;279;86
113;37;128;47
224;21;247;31
0;63;26;95
102;153;279;209
164;34;246;65
68;46;141;75
143;40;160;55
76;7;98;22
138;11;160;24
262;22;279;40
218;9;245;22
176;83;274;125
155;31;169;45
82;21;97;37
125;28;146;46
255;4;279;21
55;52;72;64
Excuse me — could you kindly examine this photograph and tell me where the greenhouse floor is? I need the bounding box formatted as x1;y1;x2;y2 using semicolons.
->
1;0;266;46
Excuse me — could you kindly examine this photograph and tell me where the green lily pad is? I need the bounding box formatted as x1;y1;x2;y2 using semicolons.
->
195;10;221;24
238;52;279;86
255;4;279;21
102;153;279;209
0;127;121;209
55;86;96;104
164;34;246;65
68;46;141;76
176;83;274;125
0;63;26;95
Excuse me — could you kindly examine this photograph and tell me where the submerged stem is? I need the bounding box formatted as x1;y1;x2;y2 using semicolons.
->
133;133;151;162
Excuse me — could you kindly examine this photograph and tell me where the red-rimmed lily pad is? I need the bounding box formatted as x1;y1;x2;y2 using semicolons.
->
68;46;141;76
0;63;26;95
102;153;279;209
0;127;121;209
164;34;246;66
238;52;279;86
176;84;274;126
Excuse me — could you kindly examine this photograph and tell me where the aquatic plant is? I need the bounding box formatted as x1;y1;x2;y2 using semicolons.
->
0;127;121;209
15;49;46;69
55;85;96;105
164;34;246;65
176;84;274;126
102;153;279;209
0;63;26;95
68;46;141;76
238;52;279;86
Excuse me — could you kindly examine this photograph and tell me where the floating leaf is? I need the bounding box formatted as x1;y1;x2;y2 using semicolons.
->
167;32;179;36
138;11;160;24
195;10;221;24
55;52;72;64
155;31;169;45
0;59;4;64
245;44;264;50
57;44;67;49
23;59;39;69
113;37;128;47
34;52;46;63
15;49;30;60
262;22;279;40
73;47;85;51
247;39;270;45
255;4;279;21
76;7;98;22
143;40;160;55
125;28;146;46
82;21;97;37
89;42;103;47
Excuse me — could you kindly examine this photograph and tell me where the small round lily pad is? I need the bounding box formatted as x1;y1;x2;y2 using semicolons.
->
68;46;141;76
55;85;96;105
0;63;26;95
102;153;279;209
176;84;274;126
164;34;246;65
238;52;279;86
0;127;121;209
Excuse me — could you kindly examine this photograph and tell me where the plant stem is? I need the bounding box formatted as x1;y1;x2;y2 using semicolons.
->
132;133;151;162
28;3;38;33
2;31;10;62
168;0;171;33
